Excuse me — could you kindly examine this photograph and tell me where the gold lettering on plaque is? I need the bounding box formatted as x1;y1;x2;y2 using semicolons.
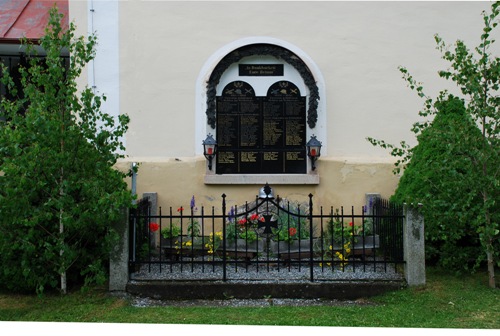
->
263;152;279;161
241;152;257;162
219;152;235;164
286;152;304;161
263;121;283;145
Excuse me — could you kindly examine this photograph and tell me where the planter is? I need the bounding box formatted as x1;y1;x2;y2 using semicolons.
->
326;234;380;255
269;235;380;260
224;238;265;260
270;239;319;260
160;235;209;259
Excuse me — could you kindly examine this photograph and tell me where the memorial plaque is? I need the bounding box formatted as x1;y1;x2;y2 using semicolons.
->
262;151;284;173
240;115;259;147
216;80;306;174
239;64;284;76
217;113;238;148
217;81;259;173
285;151;306;173
263;120;283;146
264;81;306;173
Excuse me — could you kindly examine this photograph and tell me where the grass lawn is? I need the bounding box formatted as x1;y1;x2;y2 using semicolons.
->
0;267;498;329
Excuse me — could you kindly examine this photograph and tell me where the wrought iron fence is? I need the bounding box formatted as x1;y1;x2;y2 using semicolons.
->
129;186;404;282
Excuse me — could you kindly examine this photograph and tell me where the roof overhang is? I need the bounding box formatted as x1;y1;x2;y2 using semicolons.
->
0;0;68;44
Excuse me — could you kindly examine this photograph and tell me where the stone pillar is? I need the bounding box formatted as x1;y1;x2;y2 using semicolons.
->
143;192;158;247
365;193;381;215
403;204;426;286
143;192;158;216
109;207;129;292
365;193;380;234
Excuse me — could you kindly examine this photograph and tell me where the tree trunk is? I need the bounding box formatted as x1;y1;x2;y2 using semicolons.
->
487;241;496;289
59;207;67;294
59;165;67;295
60;214;67;295
60;106;67;294
483;191;496;289
487;255;495;289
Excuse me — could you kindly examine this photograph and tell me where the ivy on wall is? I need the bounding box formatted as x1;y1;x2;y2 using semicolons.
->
206;44;319;129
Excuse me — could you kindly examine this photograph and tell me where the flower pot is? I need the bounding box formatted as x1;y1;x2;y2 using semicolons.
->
352;234;379;250
160;235;209;259
325;234;380;255
270;238;319;260
160;235;182;248
224;238;265;260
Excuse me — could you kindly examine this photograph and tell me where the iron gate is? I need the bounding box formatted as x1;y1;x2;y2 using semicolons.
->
129;185;404;282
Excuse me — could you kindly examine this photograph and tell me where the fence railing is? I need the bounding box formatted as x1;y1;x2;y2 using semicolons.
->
129;188;404;282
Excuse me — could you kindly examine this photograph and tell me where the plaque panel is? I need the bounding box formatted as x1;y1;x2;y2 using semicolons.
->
239;64;284;76
264;81;306;173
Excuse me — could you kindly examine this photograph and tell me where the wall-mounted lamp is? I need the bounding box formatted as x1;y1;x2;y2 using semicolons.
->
306;135;322;170
202;133;217;170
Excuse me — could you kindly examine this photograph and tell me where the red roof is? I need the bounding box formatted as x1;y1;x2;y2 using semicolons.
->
0;0;68;42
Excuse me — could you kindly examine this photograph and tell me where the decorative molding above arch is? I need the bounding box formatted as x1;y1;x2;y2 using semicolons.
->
206;43;320;129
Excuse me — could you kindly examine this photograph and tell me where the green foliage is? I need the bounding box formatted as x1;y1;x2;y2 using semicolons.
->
391;96;487;270
161;224;181;239
325;208;372;244
272;202;310;243
226;213;262;243
368;2;500;286
0;7;133;294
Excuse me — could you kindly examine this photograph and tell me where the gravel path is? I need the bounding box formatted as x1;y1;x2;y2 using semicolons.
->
129;296;377;308
131;256;404;282
126;257;403;307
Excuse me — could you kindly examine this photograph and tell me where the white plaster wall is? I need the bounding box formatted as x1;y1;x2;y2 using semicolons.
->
68;1;499;208
69;0;121;148
88;1;121;148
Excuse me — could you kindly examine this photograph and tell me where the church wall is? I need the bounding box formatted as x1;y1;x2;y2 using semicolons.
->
69;1;495;210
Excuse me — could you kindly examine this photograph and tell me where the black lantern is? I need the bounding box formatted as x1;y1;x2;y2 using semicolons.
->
202;134;217;170
306;135;322;170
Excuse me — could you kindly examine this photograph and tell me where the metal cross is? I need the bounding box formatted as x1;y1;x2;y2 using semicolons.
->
258;214;278;234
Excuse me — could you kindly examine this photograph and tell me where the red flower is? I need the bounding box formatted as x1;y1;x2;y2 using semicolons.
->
238;218;247;225
149;222;159;232
289;227;297;236
250;213;259;221
177;207;184;213
349;222;354;227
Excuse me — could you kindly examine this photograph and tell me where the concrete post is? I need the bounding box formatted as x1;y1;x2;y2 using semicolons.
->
143;192;158;216
143;192;158;247
365;193;381;215
403;204;426;286
109;207;129;292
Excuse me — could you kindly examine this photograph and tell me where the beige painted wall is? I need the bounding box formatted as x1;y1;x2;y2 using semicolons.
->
115;157;399;213
70;1;496;210
116;1;492;159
